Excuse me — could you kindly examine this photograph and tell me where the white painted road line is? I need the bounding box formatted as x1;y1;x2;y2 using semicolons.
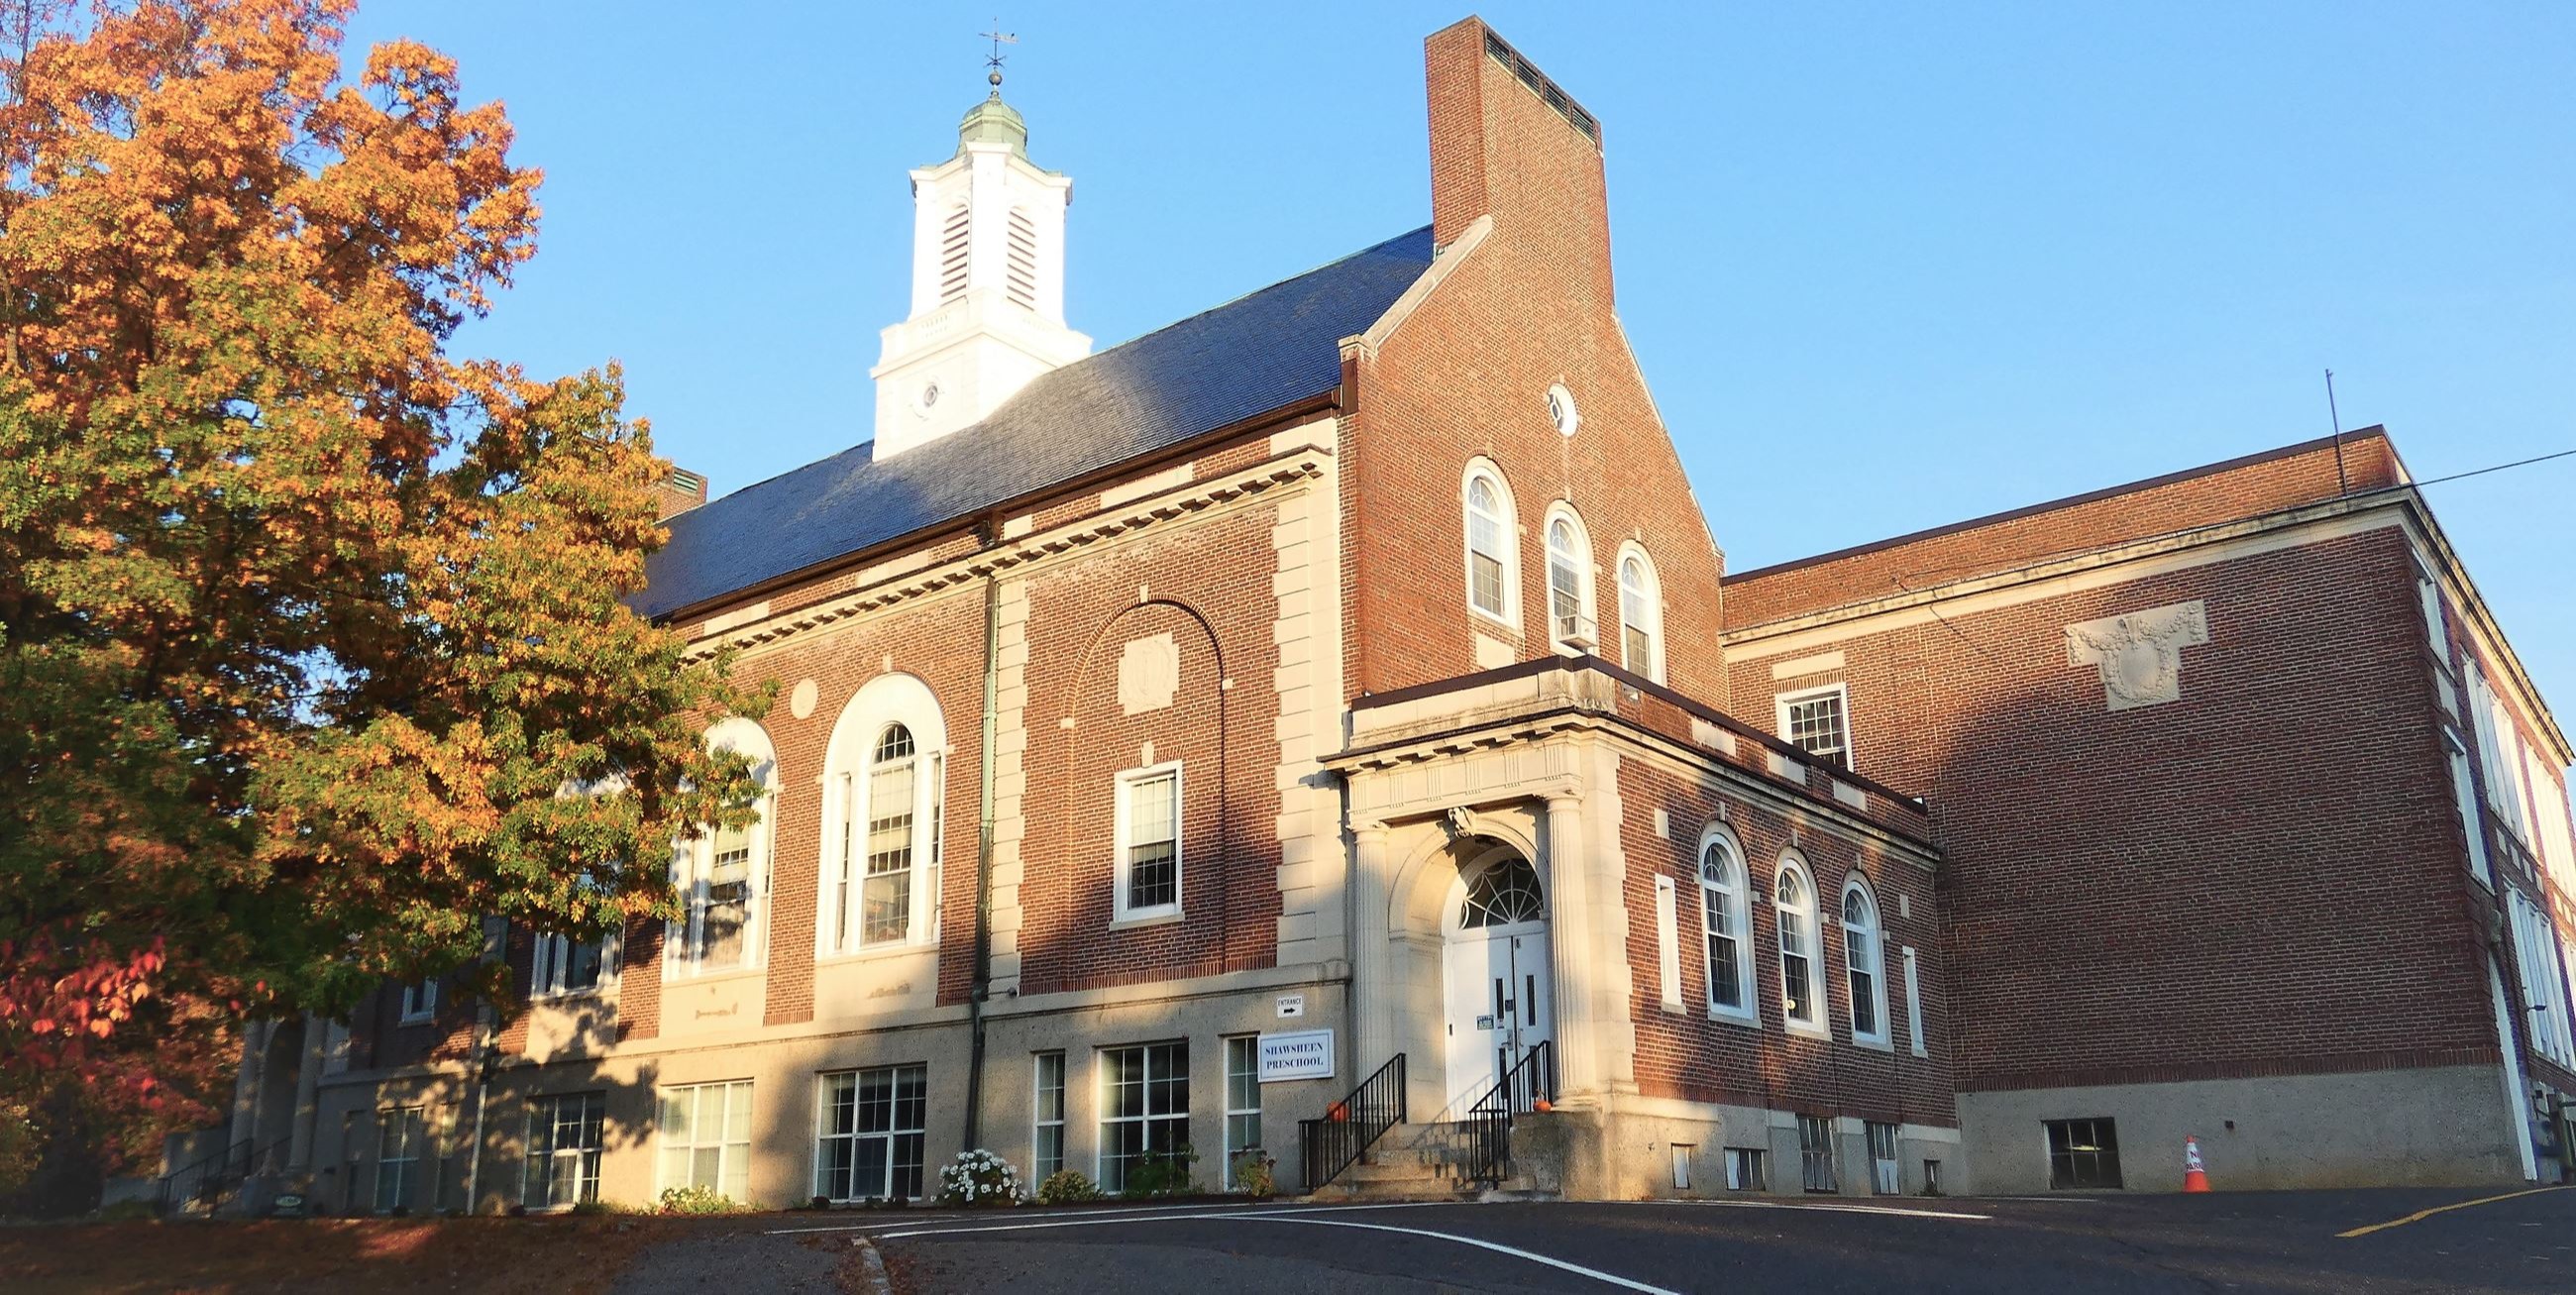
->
1224;1215;1680;1294
1657;1199;1993;1221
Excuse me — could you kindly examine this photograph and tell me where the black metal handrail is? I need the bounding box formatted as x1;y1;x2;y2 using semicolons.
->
1460;1039;1555;1186
1300;1052;1406;1192
157;1132;291;1216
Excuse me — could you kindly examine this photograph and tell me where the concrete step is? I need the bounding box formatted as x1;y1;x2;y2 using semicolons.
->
1342;1160;1459;1185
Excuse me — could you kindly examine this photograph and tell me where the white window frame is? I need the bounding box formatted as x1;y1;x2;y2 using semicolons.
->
398;978;438;1025
1096;1040;1190;1194
1902;945;1928;1057
818;675;947;958
657;1079;753;1201
531;928;612;1001
1698;827;1758;1025
1775;683;1855;772
2447;728;2494;888
2533;759;2576;897
1113;761;1184;922
1461;459;1521;630
2509;893;2576;1070
672;718;776;978
1615;544;1664;683
1775;855;1827;1036
1223;1034;1261;1189
1031;1050;1067;1182
2469;663;2533;845
813;1064;929;1202
1542;503;1597;653
1841;876;1891;1048
374;1105;426;1213
523;1091;605;1210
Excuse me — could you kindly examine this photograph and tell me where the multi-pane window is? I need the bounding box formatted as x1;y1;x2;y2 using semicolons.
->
1117;766;1182;918
1031;1051;1066;1181
1464;471;1511;620
1796;1114;1838;1193
1618;552;1660;679
1099;1041;1189;1193
523;1093;605;1209
864;725;919;944
1842;880;1887;1044
398;978;438;1024
2446;729;2493;886
1776;863;1821;1029
1223;1035;1261;1189
531;931;605;999
2509;893;2576;1069
374;1106;427;1213
1724;1146;1769;1191
658;1080;753;1201
1777;687;1852;771
1866;1122;1900;1195
1699;836;1752;1018
1546;514;1590;645
816;1065;927;1202
2046;1118;2122;1190
676;808;762;974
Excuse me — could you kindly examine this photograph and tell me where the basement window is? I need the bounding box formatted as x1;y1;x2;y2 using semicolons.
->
2045;1118;2123;1190
1724;1146;1769;1191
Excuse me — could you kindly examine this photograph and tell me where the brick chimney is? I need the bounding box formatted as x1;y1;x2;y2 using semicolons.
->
1424;18;1615;309
652;466;708;520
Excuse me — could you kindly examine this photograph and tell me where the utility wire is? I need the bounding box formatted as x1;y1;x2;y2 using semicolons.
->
2408;447;2576;489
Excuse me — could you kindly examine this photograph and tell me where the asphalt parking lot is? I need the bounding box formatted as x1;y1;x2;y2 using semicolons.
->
773;1186;2576;1294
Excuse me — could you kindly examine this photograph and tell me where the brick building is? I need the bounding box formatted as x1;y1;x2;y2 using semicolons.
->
197;18;2575;1212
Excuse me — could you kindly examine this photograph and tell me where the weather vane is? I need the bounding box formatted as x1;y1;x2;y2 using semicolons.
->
982;19;1017;90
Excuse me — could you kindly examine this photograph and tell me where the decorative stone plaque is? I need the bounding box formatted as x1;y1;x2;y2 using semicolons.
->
1118;632;1180;715
2065;600;2210;711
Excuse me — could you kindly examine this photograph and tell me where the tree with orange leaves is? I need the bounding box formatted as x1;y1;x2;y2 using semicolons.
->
0;0;762;1210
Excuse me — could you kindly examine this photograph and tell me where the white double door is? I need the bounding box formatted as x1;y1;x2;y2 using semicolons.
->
1442;919;1555;1112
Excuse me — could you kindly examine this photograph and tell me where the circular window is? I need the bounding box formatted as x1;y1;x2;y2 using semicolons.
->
1546;383;1579;437
919;381;941;410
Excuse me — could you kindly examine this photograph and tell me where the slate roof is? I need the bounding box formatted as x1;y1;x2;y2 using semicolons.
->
636;226;1438;620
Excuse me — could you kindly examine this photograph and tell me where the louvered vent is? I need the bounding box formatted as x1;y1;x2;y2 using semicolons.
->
938;203;972;302
1006;208;1038;309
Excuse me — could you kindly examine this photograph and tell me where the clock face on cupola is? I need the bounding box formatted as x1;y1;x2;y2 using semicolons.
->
869;56;1091;458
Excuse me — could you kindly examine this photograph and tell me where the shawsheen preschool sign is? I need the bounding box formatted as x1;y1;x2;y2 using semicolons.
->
1256;1028;1336;1083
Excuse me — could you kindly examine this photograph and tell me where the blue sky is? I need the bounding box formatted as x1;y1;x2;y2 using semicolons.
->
348;2;2575;719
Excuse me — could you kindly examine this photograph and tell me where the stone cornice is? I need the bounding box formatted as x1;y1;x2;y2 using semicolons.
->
684;442;1331;662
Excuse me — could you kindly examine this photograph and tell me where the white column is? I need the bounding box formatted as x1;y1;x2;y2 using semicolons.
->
1544;793;1599;1104
286;1014;325;1172
1351;822;1394;1079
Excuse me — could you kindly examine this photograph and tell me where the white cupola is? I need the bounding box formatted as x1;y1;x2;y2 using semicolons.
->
870;82;1090;457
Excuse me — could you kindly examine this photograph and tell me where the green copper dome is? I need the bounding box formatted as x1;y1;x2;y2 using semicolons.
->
958;91;1028;160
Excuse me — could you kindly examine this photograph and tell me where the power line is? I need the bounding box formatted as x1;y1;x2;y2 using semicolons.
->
2409;447;2576;489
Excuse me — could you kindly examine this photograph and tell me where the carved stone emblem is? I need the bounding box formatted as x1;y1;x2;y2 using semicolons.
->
1117;632;1180;715
2065;600;2210;711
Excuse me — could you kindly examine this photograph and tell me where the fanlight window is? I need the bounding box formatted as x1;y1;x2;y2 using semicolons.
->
1458;856;1545;928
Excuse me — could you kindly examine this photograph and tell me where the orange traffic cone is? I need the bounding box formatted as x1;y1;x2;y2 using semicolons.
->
2182;1135;2211;1193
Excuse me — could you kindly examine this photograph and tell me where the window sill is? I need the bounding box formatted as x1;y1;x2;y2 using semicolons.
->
1468;607;1523;637
1852;1034;1893;1053
396;1015;437;1027
1782;1020;1830;1041
815;941;935;968
1707;1007;1761;1029
1109;910;1183;931
530;987;609;1006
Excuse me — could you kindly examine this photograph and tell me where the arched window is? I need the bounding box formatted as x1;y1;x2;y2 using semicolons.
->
673;718;777;976
1459;855;1546;927
1544;506;1594;650
1842;877;1889;1045
1775;856;1822;1031
1699;829;1755;1020
821;676;946;956
1617;546;1663;682
1462;461;1518;625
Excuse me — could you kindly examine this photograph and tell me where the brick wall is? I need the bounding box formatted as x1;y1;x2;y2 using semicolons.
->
1344;18;1728;707
1728;524;2501;1092
1726;432;2406;630
1619;762;1957;1125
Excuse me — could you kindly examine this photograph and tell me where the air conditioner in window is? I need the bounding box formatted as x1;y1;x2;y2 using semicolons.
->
1555;613;1599;653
